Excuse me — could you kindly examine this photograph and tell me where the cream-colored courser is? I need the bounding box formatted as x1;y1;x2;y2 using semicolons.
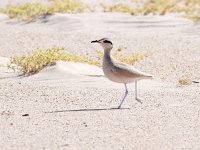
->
91;38;153;109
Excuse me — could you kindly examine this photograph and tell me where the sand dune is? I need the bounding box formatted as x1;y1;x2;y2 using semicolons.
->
0;12;199;82
0;56;103;79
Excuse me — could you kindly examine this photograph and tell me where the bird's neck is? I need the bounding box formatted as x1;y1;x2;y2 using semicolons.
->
103;48;111;59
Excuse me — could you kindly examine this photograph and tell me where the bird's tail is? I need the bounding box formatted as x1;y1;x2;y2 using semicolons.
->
143;73;154;79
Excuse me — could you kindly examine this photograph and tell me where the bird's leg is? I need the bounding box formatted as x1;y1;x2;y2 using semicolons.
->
135;81;142;104
135;81;137;99
117;83;129;109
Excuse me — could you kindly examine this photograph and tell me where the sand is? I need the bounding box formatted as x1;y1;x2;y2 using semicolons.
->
0;12;199;82
0;1;200;149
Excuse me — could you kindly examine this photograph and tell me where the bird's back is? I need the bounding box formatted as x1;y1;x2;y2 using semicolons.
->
103;56;153;83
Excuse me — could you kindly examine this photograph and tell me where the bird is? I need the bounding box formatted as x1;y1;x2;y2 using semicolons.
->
91;38;153;109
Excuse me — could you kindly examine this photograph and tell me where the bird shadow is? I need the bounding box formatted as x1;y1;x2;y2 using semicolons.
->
45;107;130;113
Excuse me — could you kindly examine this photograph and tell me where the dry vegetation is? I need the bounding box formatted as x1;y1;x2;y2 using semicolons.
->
102;0;200;21
96;50;150;66
0;0;199;21
9;47;98;75
178;77;192;85
9;47;150;75
102;3;134;14
0;0;84;20
134;0;178;15
48;0;84;14
0;64;5;67
0;110;14;116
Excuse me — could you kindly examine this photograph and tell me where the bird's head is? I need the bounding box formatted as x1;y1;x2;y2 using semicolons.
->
91;38;113;51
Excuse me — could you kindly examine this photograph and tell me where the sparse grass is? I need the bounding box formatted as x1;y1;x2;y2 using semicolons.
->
95;49;150;66
135;0;178;15
186;13;200;21
0;3;48;20
101;3;134;14
0;64;5;67
135;0;200;20
48;0;84;14
178;77;192;85
180;0;200;21
9;47;150;75
9;47;98;75
114;52;150;65
1;0;200;21
102;0;200;21
0;0;84;20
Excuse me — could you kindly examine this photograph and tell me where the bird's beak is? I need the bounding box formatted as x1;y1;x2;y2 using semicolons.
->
91;40;99;43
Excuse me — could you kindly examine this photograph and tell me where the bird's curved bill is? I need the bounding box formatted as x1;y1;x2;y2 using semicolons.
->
91;40;99;43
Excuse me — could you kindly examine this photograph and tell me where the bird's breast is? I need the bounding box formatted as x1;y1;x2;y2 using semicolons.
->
103;58;136;83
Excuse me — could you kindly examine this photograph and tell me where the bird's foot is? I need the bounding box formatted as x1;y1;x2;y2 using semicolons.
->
117;105;121;109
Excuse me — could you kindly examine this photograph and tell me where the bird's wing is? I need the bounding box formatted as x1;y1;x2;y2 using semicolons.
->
113;61;151;78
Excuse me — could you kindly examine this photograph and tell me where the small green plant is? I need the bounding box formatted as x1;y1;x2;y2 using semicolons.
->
0;0;84;20
9;47;98;75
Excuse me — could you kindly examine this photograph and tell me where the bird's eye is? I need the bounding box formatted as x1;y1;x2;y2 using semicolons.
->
103;40;112;44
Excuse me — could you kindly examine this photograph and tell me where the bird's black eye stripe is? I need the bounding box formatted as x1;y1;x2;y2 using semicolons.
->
103;40;112;44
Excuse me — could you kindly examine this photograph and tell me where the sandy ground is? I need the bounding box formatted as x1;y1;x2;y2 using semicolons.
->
0;1;200;149
0;58;200;149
